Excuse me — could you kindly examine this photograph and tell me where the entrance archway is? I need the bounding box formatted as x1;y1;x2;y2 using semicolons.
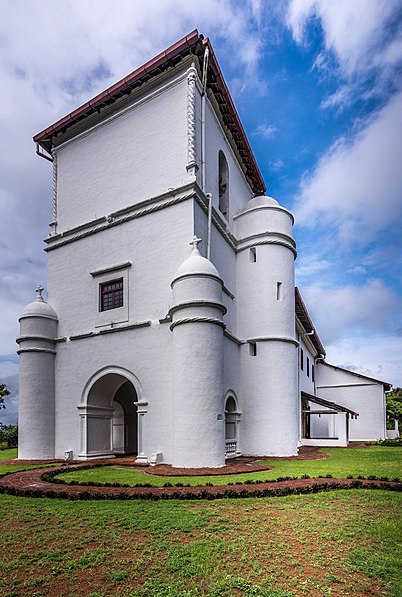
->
78;368;141;459
112;381;138;454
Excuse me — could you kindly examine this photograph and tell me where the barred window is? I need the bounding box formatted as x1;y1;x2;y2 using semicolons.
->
99;278;123;312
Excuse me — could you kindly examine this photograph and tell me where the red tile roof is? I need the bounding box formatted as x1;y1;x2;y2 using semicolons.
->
34;30;266;195
295;287;326;357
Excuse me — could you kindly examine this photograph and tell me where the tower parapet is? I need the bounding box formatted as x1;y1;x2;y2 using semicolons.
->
169;237;226;467
17;286;58;459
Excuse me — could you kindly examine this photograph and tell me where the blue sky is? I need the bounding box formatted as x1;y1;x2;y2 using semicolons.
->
1;0;401;424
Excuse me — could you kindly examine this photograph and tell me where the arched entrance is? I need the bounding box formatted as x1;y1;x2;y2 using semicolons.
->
78;368;142;459
112;381;138;454
225;393;241;458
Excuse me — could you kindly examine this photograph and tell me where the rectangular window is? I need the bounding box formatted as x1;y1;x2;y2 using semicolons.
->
249;342;257;356
307;357;310;378
276;282;283;301
100;278;123;312
300;348;304;371
249;247;257;262
312;364;315;383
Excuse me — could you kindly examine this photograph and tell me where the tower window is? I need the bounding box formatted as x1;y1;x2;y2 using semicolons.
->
300;348;304;371
249;247;257;262
312;364;315;383
100;278;123;311
249;342;257;357
276;282;283;300
307;357;310;378
218;150;229;217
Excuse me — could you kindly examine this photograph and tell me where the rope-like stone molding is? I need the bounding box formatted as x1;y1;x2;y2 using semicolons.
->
45;193;194;252
238;230;296;250
169;300;227;317
238;239;297;258
50;150;57;231
17;347;56;355
169;317;226;331
187;69;197;170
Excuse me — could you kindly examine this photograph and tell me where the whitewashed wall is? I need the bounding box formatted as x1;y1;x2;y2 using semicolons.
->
316;363;387;440
55;68;189;232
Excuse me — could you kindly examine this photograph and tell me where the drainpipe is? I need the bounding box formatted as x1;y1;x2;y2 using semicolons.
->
206;193;213;260
36;142;53;162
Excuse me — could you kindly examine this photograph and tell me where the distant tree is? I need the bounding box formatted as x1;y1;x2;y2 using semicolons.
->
386;387;402;428
0;384;10;410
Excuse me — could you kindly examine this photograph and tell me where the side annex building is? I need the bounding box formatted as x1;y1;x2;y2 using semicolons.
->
17;31;391;466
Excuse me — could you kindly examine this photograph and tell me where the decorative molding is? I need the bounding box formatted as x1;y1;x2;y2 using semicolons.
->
17;347;56;355
69;320;151;342
90;261;132;277
223;330;244;345
16;335;56;344
50;150;58;235
186;68;197;172
238;239;297;259
238;230;296;250
45;191;195;252
247;336;299;347
233;204;294;224
169;300;227;317
170;317;226;331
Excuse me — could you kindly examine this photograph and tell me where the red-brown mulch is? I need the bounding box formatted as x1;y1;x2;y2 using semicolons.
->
0;466;400;500
1;447;400;501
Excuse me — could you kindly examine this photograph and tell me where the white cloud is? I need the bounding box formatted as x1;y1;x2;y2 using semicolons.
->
269;158;284;171
326;335;402;388
287;0;401;78
254;122;278;138
301;279;402;346
292;92;402;244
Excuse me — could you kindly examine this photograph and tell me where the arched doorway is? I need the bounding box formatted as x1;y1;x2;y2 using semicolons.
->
78;369;140;459
225;393;240;458
112;381;138;454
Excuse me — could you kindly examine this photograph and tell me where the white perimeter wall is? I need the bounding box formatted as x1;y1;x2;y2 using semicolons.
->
316;363;387;440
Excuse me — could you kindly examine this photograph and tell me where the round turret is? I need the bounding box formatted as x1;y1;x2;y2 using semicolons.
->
169;237;226;468
17;286;58;459
234;196;298;457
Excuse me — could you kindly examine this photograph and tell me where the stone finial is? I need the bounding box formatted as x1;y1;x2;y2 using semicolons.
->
36;284;44;302
189;236;202;253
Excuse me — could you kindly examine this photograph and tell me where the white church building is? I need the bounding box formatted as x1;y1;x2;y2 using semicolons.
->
18;31;391;466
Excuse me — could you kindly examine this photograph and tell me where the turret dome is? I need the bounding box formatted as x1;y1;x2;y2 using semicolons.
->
172;237;220;282
19;286;58;321
238;195;279;215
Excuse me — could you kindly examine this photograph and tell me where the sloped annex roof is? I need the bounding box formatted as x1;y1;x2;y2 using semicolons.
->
34;30;266;195
301;391;359;419
321;362;392;392
295;287;326;357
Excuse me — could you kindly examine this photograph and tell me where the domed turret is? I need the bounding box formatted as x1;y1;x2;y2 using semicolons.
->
17;285;58;459
169;237;226;467
234;196;298;457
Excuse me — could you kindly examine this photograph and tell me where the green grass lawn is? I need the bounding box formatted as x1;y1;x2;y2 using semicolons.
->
0;448;61;475
55;446;402;487
0;489;400;596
